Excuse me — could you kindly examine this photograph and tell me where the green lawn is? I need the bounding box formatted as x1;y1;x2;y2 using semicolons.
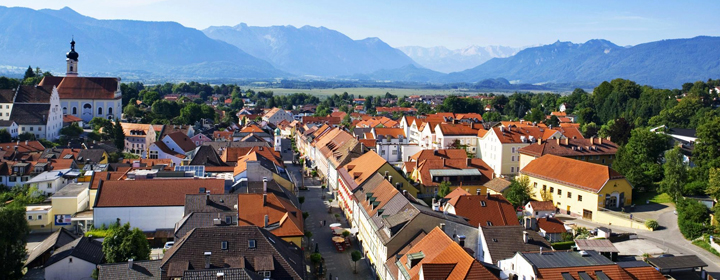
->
633;191;673;205
692;239;720;257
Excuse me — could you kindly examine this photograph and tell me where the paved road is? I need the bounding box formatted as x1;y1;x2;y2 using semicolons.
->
286;161;374;280
559;206;720;277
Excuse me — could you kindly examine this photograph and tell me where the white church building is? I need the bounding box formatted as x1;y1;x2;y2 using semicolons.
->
38;39;123;123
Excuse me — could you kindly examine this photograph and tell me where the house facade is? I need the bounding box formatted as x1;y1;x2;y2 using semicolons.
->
477;125;563;177
520;155;633;221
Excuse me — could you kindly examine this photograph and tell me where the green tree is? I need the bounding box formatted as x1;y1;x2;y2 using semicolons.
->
613;129;670;189
694;116;720;175
142;91;160;105
546;115;560;127
506;177;532;207
60;123;84;139
23;66;35;80
482;111;502;122
112;119;125;151
706;168;720;200
660;147;687;200
123;104;140;119
437;181;452;198
101;223;151;263
524;108;545;123
89;117;113;134
18;132;36;141
0;129;11;143
351;250;362;273
0;205;29;280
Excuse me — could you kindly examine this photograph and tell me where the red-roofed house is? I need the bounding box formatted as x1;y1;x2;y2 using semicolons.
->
148;131;197;165
520;155;632;221
477;123;563;177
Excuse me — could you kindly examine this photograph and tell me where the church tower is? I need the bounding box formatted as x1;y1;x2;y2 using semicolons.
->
274;128;282;152
66;38;79;77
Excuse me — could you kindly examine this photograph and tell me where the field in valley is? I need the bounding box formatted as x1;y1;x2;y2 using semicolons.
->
243;87;466;97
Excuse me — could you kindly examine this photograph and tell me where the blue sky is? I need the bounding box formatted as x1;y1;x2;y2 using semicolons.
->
4;0;720;49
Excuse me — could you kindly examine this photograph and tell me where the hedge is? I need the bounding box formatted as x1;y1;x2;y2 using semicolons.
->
551;241;576;250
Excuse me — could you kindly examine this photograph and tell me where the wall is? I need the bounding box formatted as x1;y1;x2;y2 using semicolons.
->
44;256;96;280
27;209;53;230
593;209;649;231
94;206;184;231
522;174;633;222
62;98;122;123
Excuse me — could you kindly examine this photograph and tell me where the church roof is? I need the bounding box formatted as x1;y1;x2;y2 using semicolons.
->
39;76;119;100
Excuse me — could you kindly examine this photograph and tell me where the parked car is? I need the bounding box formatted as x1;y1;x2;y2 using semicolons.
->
164;241;174;250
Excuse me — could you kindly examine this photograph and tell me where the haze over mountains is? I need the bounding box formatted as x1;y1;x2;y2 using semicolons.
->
398;45;521;73
203;23;417;76
0;6;718;88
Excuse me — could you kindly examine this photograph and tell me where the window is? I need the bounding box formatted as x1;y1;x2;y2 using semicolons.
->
37;215;42;220
72;107;77;114
392;150;397;155
578;195;583;202
480;201;486;207
534;182;537;188
511;156;515;162
29;127;33;131
108;107;113;115
512;147;515;153
28;215;32;220
21;127;24;131
557;202;561;206
602;159;606;164
550;187;554;193
262;271;271;278
248;239;256;248
557;189;562;196
221;241;228;250
63;107;67;114
98;107;103;115
476;189;481;195
38;127;41;131
510;167;514;173
542;185;546;191
69;257;72;263
486;221;493;226
567;192;572;198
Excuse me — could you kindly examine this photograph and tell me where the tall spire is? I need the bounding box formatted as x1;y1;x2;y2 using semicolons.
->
66;37;78;61
66;37;79;76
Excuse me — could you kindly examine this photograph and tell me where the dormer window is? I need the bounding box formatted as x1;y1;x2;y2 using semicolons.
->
248;239;256;248
221;241;228;250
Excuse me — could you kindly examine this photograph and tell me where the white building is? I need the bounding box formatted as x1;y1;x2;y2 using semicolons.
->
262;108;294;125
6;85;63;140
434;123;480;154
372;127;409;163
0;120;18;138
148;131;197;165
38;39;122;123
93;179;225;232
25;168;75;195
44;237;103;280
477;125;563;177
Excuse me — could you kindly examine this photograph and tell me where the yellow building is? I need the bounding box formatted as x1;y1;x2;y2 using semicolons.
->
26;204;54;231
519;155;632;221
406;149;494;200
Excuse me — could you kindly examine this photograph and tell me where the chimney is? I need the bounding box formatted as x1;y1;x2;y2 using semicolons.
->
128;258;134;269
25;140;28;145
217;272;224;280
388;175;393;183
264;214;269;227
204;252;212;269
458;235;466;247
523;231;529;244
263;177;267;193
466;158;471;167
486;191;490;199
598;137;603;145
206;190;211;205
537;138;542;145
402;189;407;197
556;138;561;145
384;171;389;178
442;158;446;167
564;138;569;145
606;136;611;142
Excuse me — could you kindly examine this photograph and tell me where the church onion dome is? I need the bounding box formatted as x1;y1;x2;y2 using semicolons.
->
66;39;79;60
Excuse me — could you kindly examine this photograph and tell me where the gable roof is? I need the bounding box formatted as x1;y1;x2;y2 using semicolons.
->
520;155;626;193
437;123;480;136
14;85;53;103
188;145;226;166
574;239;619;253
161;226;304;279
484;178;512;193
165;132;196;153
98;259;162;280
39;76;119;100
415;158;494;187
536;217;567;234
343;151;388;186
528;201;556;212
480;226;552;263
0;88;15;103
519;137;618;158
448;195;520;227
184;194;239;215
10;104;50;125
236;193;304;238
25;227;78;267
375;127;406;139
44;237;104;267
394;227;499;280
95;179;225;207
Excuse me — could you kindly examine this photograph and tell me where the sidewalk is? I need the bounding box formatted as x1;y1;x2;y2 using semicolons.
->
293;164;374;279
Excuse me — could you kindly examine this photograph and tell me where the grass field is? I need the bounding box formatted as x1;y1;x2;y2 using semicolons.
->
244;87;473;97
633;191;673;205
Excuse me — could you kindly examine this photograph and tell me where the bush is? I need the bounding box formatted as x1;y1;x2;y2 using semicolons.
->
676;198;710;239
310;253;322;264
644;219;659;230
551;241;576;250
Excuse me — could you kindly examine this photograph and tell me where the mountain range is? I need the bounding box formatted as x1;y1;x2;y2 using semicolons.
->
203;23;417;76
398;45;521;73
0;6;718;88
443;37;720;88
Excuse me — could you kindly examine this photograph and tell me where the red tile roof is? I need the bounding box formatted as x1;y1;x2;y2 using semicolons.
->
519;137;618;158
236;193;304;238
528;201;556;211
39;76;119;100
520;155;626;193
536;217;566;234
448;195;520;227
95;179;225;207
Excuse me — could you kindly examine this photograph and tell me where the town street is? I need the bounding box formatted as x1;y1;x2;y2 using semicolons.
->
286;161;375;280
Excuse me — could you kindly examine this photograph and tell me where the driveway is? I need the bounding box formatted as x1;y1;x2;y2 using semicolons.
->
558;204;720;277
